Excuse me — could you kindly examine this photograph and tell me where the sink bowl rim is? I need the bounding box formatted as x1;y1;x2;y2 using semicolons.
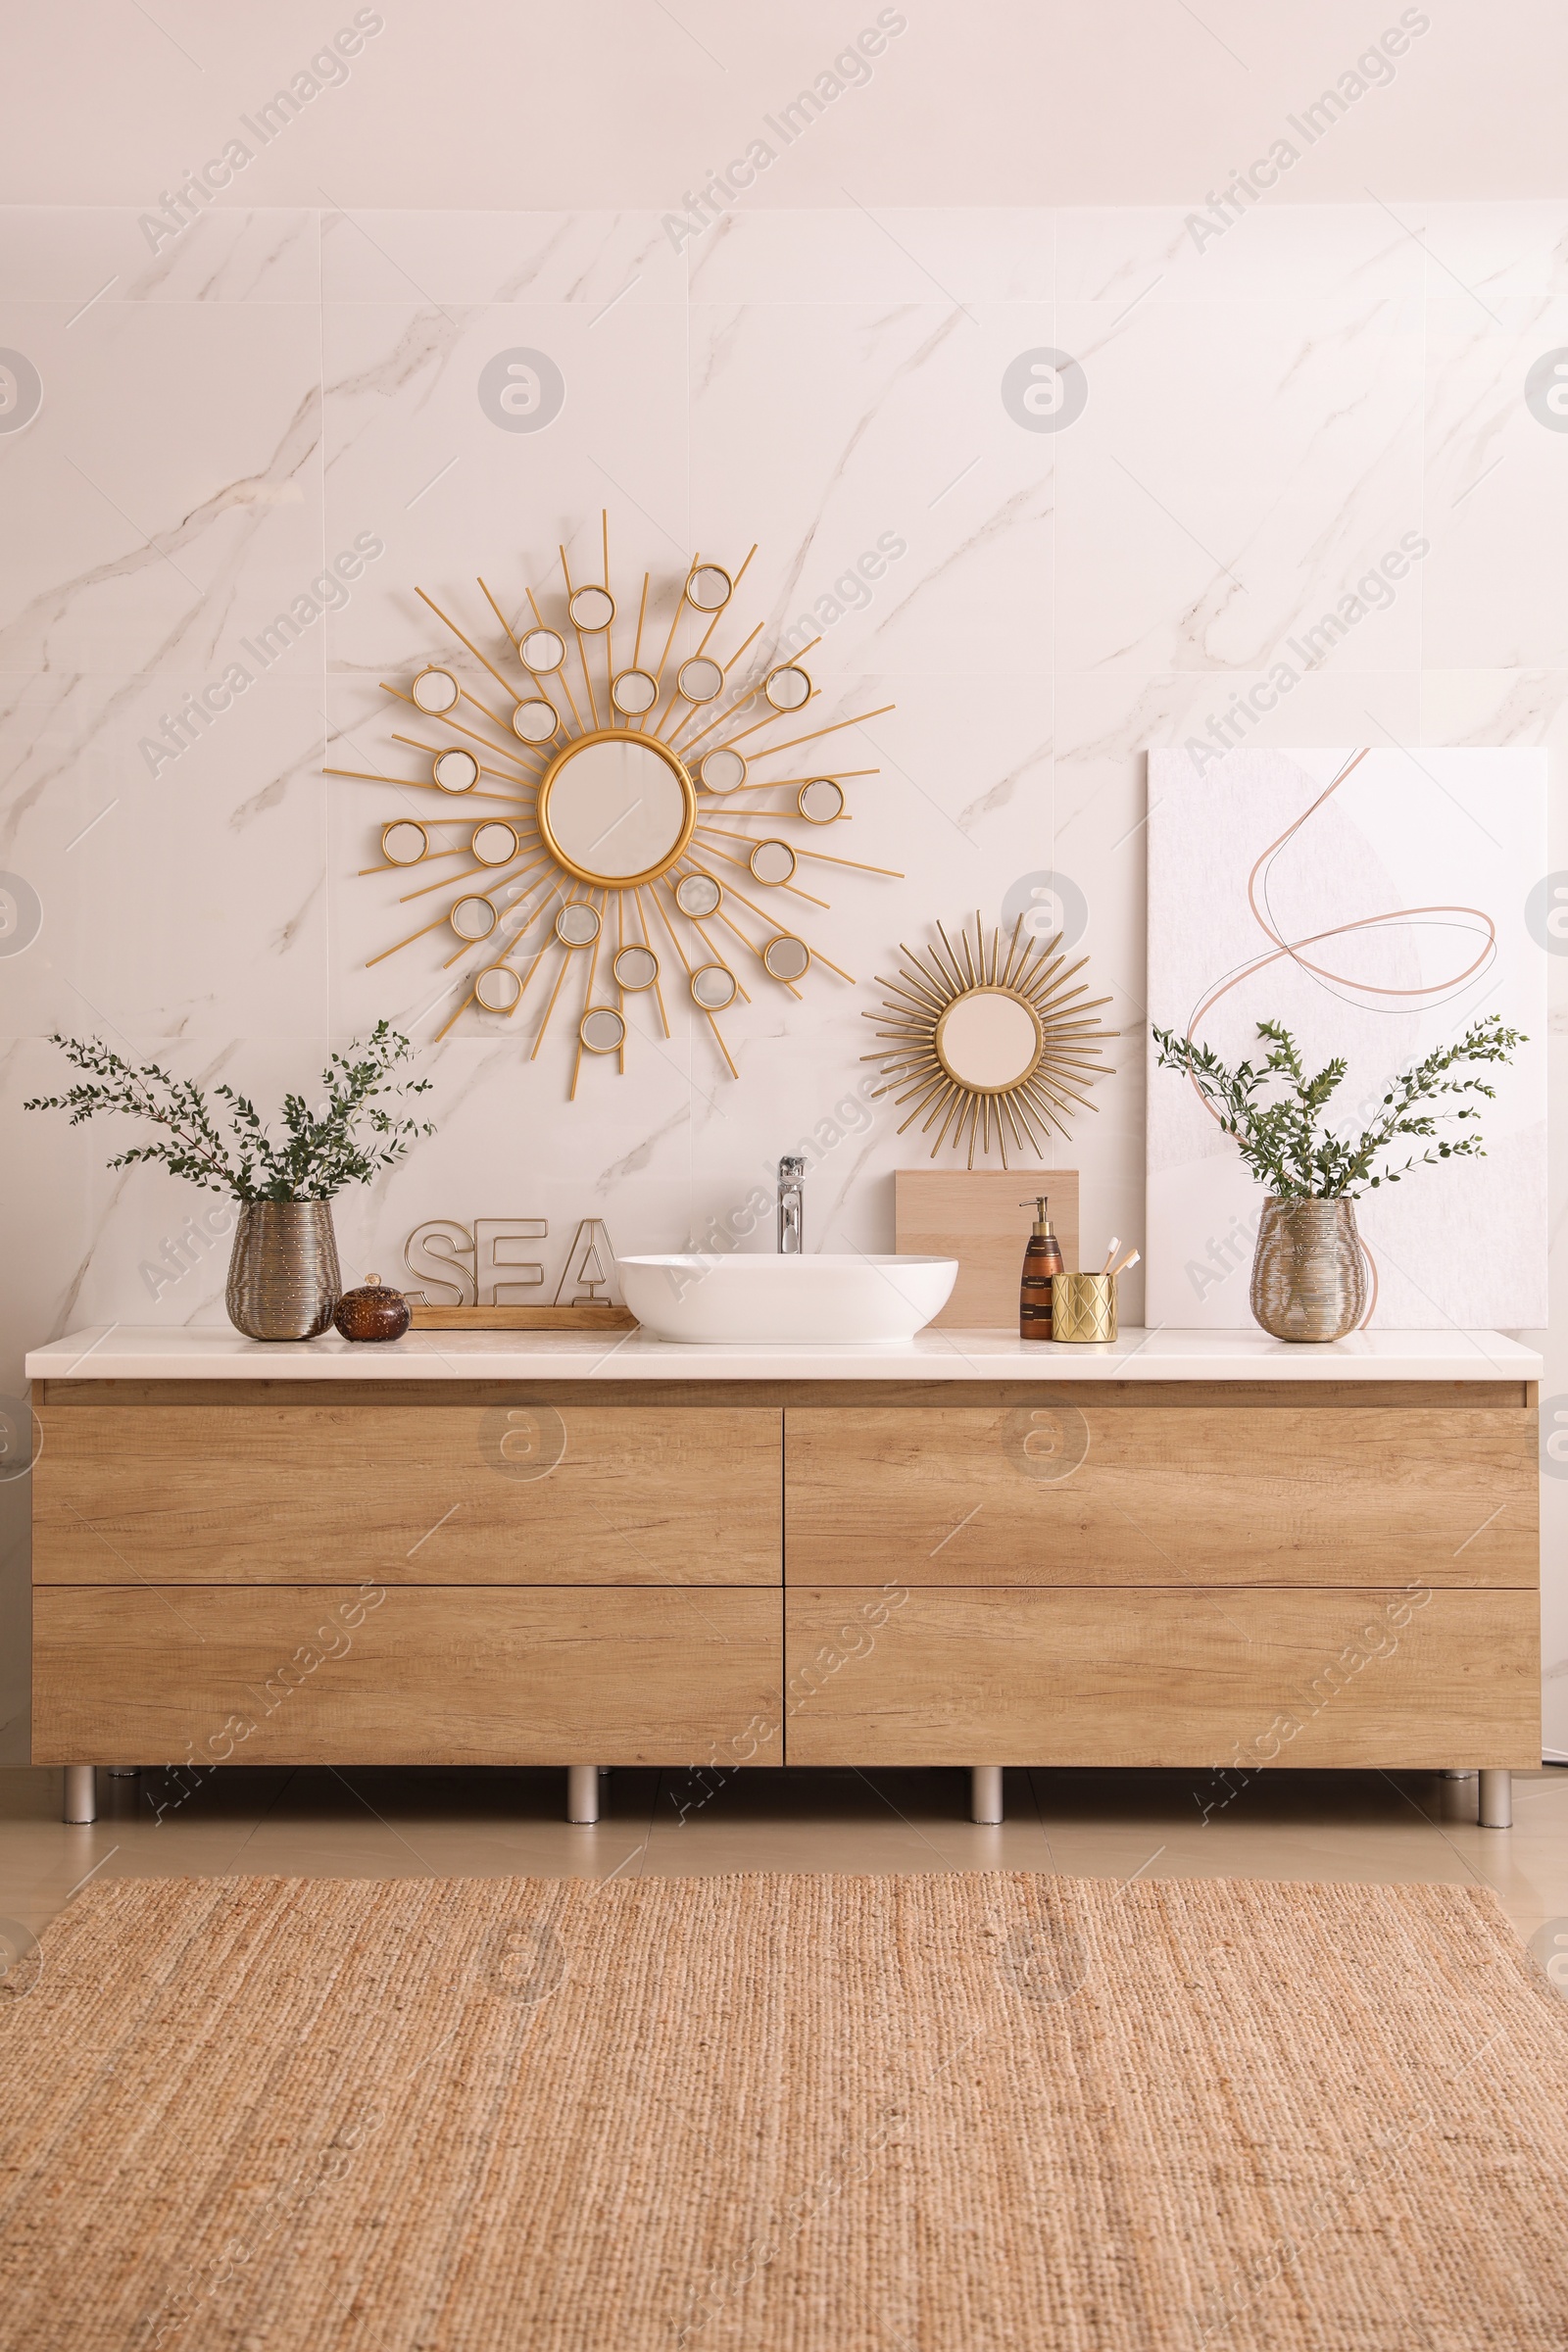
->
618;1252;958;1270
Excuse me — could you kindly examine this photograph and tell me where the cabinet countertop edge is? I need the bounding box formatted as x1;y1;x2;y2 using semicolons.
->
24;1326;1544;1384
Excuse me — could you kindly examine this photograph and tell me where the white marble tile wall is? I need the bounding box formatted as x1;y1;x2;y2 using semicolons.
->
2;201;1566;1751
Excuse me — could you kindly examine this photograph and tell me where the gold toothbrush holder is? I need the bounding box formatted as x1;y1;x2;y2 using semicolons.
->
1053;1271;1118;1344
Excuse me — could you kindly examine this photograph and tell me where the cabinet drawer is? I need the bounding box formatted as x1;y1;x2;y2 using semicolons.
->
784;1587;1540;1768
785;1403;1538;1587
33;1585;782;1766
34;1404;781;1586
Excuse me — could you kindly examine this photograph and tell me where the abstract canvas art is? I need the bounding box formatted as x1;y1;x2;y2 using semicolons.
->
1146;747;1546;1332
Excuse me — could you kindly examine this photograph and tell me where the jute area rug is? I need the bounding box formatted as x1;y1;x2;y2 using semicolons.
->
0;1870;1564;2351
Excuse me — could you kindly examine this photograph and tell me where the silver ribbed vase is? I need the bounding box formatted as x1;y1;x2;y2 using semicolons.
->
1249;1197;1367;1344
225;1201;341;1341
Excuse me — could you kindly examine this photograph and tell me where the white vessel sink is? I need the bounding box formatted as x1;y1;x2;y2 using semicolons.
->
619;1252;958;1345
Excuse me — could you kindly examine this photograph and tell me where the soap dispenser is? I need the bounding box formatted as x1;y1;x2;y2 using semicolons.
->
1018;1197;1064;1341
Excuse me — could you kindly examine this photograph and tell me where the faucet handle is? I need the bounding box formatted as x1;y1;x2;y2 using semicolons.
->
779;1155;807;1179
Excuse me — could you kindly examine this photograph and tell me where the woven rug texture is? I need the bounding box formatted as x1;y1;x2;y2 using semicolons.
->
0;1868;1564;2350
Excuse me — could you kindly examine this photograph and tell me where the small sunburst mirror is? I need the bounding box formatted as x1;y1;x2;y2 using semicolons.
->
865;912;1116;1168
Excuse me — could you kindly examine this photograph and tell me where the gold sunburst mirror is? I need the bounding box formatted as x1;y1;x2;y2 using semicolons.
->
866;912;1116;1168
328;513;901;1096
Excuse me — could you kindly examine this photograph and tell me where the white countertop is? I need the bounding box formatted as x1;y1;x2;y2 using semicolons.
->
24;1325;1543;1384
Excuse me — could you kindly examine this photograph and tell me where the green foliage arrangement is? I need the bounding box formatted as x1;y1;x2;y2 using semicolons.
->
1151;1014;1524;1199
25;1021;434;1201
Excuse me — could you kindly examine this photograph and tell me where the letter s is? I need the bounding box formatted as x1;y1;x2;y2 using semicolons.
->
353;528;384;560
354;6;386;31
876;530;906;560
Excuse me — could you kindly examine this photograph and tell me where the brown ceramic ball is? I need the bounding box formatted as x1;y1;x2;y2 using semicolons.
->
333;1273;412;1344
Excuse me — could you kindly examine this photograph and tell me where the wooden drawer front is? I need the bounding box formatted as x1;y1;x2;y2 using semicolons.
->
34;1404;781;1586
785;1404;1538;1587
33;1586;782;1767
784;1588;1540;1768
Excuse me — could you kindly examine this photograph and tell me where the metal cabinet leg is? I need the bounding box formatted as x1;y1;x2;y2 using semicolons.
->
566;1766;601;1825
1479;1769;1513;1829
106;1767;139;1780
64;1766;96;1824
970;1766;1004;1825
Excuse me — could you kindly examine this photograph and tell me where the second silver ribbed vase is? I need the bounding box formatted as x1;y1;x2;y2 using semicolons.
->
225;1201;341;1341
1249;1197;1367;1343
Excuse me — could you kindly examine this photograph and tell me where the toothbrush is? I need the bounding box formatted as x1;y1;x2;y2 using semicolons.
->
1099;1236;1121;1274
1105;1247;1141;1279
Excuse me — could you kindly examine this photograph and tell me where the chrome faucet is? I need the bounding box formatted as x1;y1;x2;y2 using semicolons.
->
777;1156;806;1254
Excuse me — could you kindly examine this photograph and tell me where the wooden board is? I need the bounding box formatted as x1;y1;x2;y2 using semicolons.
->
894;1169;1080;1329
784;1587;1541;1768
33;1403;782;1587
784;1401;1539;1588
33;1586;783;1767
409;1303;636;1330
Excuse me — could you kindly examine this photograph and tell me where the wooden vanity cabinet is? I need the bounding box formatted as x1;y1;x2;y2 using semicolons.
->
31;1382;784;1769
30;1375;1540;1778
781;1381;1541;1772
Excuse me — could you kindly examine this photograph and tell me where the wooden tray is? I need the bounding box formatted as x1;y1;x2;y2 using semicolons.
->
408;1304;637;1331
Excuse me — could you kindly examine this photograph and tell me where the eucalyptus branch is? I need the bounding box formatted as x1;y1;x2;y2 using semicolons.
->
25;1021;435;1202
1152;1013;1524;1200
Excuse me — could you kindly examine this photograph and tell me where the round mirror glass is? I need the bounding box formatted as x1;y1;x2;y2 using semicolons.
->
764;664;811;711
433;749;478;794
762;934;810;982
474;964;521;1012
539;732;695;885
935;988;1043;1094
450;895;497;942
674;872;721;918
676;656;723;704
519;627;565;672
690;962;737;1009
513;698;558;744
699;748;746;794
686;564;732;612
611;668;658;715
569;586;615;633
749;839;796;886
555;902;602;947
382;820;428;866
579;1005;626;1054
412;666;461;714
797;777;843;825
612;943;659;991
471;821;518;866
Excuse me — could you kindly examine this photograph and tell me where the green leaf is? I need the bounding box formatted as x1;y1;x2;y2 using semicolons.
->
24;1027;437;1202
1150;1014;1523;1200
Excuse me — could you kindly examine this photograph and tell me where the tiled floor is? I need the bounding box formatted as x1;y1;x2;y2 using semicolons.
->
2;1763;1565;1955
